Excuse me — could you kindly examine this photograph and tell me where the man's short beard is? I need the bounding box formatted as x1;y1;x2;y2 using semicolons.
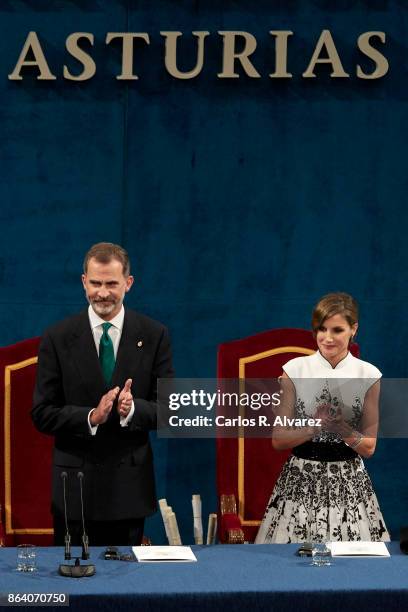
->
90;298;119;316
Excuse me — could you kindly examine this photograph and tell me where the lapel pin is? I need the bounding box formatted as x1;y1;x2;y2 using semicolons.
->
137;340;143;348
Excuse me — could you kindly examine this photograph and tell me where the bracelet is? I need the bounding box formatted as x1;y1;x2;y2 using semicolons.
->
346;431;363;450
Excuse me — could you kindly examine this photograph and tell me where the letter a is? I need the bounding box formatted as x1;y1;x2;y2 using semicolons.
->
303;30;349;78
8;31;56;81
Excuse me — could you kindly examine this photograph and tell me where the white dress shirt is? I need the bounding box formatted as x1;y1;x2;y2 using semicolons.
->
87;304;134;433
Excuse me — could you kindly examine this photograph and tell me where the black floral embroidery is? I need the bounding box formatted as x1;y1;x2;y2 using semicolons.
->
258;456;389;543
294;380;365;444
295;398;307;419
350;397;363;429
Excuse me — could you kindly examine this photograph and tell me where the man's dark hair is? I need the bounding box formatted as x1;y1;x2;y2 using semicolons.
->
83;242;130;276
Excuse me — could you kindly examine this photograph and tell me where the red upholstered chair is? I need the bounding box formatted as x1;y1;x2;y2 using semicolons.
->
0;338;53;546
217;328;360;543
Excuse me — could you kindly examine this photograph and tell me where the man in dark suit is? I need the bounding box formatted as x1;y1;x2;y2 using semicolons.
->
32;242;173;546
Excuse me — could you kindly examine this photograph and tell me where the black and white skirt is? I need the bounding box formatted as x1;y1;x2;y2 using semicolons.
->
255;455;390;543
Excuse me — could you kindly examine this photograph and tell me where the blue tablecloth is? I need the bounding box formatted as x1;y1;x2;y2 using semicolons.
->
0;543;406;611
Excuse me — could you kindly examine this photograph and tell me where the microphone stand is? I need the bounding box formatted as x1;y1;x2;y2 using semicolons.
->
58;471;95;578
78;472;92;562
61;472;71;561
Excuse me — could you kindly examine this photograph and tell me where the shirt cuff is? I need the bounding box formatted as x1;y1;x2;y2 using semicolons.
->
120;400;135;427
88;409;98;435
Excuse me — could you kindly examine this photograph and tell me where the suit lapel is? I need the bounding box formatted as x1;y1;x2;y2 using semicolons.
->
68;310;107;400
111;309;143;388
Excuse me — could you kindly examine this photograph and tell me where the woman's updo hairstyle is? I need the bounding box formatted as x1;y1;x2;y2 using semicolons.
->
311;292;359;336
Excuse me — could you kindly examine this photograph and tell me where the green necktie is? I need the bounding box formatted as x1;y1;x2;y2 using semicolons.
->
99;322;115;385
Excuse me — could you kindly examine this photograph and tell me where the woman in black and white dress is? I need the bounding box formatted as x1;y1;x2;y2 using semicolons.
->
255;292;389;543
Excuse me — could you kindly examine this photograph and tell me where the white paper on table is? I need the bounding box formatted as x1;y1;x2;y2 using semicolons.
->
330;541;390;557
132;546;197;562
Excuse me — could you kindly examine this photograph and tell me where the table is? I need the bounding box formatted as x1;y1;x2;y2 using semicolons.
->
0;543;406;611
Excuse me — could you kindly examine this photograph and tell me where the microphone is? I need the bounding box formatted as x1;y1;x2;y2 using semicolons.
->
77;472;90;561
61;472;71;560
58;471;95;578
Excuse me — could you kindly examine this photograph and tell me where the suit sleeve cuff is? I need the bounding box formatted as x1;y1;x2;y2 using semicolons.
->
88;409;98;435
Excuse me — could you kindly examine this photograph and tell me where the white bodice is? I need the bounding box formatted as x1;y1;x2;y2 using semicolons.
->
282;351;381;433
